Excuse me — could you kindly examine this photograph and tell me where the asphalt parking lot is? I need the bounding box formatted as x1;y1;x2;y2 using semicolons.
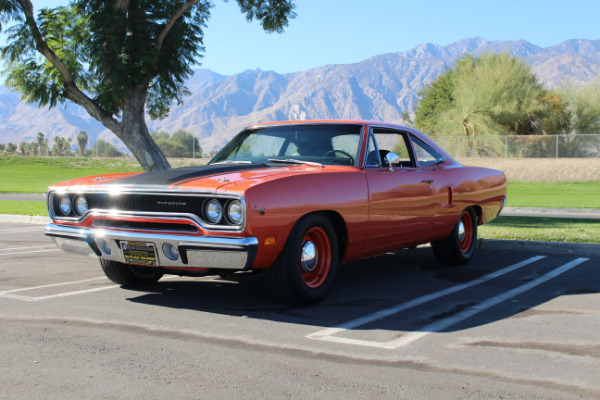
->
1;221;599;399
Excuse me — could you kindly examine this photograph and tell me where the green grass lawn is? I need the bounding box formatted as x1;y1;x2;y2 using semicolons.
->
507;181;600;209
0;200;46;216
0;156;142;193
479;216;600;244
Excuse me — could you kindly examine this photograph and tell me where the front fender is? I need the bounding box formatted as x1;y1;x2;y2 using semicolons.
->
236;171;369;268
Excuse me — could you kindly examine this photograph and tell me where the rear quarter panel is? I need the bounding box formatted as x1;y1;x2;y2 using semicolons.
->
435;164;506;226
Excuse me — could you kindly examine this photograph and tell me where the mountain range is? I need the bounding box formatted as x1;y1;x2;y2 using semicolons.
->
1;37;599;153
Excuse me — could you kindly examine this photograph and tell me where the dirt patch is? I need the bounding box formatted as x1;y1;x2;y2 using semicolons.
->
457;158;600;182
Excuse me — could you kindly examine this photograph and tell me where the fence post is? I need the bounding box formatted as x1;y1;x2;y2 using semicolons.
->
556;136;558;159
505;136;508;158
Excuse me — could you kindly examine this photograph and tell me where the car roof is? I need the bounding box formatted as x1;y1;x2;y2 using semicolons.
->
246;119;412;131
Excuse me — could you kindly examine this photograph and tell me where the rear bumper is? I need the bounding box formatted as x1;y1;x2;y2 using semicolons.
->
44;223;258;270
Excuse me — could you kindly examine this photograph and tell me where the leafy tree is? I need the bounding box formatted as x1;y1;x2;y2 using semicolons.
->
415;53;547;139
550;80;600;156
30;141;38;155
0;0;296;170
76;130;88;156
171;129;202;157
154;137;189;158
6;142;17;153
19;141;28;155
151;129;202;157
555;80;600;135
0;143;5;152
151;131;171;141
91;139;123;157
414;68;455;135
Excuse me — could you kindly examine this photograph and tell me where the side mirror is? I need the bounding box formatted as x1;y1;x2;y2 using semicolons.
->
383;152;400;171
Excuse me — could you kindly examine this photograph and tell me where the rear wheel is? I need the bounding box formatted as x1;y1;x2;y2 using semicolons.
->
432;208;477;266
265;214;338;305
100;259;163;287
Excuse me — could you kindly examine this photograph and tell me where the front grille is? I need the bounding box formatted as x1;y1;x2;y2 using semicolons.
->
49;190;245;231
86;193;204;215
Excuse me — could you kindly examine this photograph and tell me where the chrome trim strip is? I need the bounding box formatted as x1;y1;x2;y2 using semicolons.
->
44;223;258;270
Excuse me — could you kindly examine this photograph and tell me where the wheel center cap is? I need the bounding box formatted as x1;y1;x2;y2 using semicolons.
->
300;240;317;272
458;221;466;241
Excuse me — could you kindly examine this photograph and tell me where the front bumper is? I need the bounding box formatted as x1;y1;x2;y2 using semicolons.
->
44;223;258;270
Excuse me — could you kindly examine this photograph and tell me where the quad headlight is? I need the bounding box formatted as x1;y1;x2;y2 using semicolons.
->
204;198;223;224
203;198;244;227
226;200;243;225
75;195;88;216
58;196;72;215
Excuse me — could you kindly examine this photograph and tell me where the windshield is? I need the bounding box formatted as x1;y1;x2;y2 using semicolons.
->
210;124;363;167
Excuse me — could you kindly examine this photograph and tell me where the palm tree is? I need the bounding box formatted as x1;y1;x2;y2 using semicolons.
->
37;132;45;156
76;131;88;157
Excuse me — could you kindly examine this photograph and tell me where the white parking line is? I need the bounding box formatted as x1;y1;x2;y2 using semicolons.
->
388;257;589;349
1;277;109;294
308;255;545;345
0;227;42;233
308;255;590;349
0;275;179;302
0;245;56;252
309;257;589;349
0;248;60;256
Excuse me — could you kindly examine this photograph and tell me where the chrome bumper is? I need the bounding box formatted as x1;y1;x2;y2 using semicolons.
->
44;223;258;270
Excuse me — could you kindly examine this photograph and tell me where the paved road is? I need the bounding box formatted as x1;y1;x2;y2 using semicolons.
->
1;221;598;399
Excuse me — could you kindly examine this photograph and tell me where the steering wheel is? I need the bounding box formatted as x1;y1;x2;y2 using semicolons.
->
322;150;355;165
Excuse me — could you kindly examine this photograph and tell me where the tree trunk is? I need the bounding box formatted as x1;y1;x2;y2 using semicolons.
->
115;85;171;171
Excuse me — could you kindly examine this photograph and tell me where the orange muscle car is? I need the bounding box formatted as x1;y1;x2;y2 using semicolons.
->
45;120;506;305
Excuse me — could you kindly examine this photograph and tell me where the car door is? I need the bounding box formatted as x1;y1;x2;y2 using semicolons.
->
363;128;437;252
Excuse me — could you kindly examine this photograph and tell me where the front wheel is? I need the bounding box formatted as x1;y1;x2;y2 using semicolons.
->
100;259;163;287
265;214;338;305
432;208;477;266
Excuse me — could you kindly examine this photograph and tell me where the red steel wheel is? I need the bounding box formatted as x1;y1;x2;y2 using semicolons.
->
299;226;332;289
458;210;474;254
431;207;477;266
265;214;339;305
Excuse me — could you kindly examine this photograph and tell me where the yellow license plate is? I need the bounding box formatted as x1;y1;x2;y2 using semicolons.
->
121;241;157;266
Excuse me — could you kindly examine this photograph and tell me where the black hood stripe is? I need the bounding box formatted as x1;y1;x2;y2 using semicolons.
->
107;163;268;189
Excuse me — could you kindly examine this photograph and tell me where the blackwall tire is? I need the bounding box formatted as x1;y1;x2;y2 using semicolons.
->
265;214;338;305
100;259;163;287
432;208;477;266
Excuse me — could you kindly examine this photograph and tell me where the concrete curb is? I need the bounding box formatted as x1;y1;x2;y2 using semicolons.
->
478;239;600;258
0;214;50;225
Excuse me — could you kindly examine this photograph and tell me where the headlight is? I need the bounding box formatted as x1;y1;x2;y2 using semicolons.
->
227;200;243;225
75;195;88;216
59;196;72;215
205;199;223;224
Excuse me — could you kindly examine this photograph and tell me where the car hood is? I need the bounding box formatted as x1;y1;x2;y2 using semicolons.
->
49;163;325;193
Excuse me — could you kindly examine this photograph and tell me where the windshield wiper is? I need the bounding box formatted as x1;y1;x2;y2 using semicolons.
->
211;160;253;165
268;159;324;168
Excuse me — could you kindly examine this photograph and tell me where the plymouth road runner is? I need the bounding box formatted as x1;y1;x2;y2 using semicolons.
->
45;120;506;305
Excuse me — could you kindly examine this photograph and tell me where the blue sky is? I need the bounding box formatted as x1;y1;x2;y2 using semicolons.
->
4;0;600;76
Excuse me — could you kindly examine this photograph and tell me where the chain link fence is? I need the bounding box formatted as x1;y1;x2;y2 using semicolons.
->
435;134;600;158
